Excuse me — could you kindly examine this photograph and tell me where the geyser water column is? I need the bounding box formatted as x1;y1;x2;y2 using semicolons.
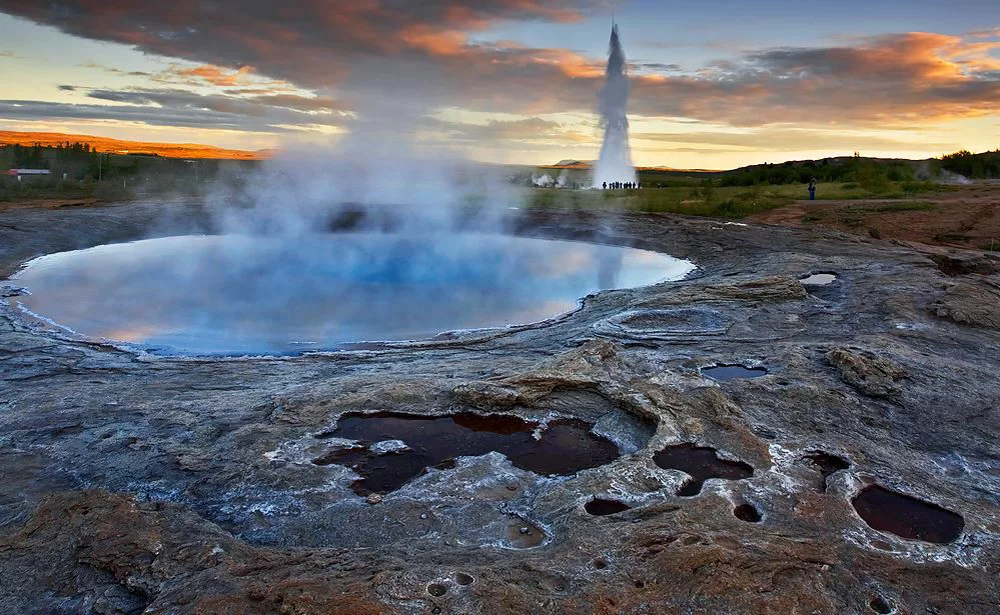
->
593;24;637;188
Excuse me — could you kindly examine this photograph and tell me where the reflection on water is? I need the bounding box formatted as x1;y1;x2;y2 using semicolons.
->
12;232;694;355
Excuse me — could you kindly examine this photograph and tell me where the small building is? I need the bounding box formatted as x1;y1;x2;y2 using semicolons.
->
6;169;52;181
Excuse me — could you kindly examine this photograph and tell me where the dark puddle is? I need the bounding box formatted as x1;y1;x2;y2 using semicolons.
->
585;498;631;516
733;503;762;523
653;444;754;496
702;364;767;381
313;412;619;495
852;485;964;544
869;595;894;614
805;451;850;492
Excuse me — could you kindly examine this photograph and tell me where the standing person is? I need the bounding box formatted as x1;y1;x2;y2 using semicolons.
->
808;178;817;201
603;181;607;190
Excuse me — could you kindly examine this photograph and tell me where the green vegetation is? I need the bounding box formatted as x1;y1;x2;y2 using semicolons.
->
528;181;796;218
526;180;945;218
0;142;258;202
939;150;1000;179
525;149;1000;219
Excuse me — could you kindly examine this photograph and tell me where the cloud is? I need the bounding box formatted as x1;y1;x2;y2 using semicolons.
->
0;3;997;133
632;62;683;73
426;116;590;144
173;64;256;86
628;32;1000;126
57;85;76;91
0;85;349;133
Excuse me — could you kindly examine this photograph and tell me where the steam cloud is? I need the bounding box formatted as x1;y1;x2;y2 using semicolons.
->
593;24;636;188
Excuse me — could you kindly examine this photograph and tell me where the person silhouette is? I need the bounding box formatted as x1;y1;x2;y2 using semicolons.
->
808;178;817;200
603;181;607;190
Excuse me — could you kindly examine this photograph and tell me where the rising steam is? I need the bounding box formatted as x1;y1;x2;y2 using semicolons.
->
593;24;636;187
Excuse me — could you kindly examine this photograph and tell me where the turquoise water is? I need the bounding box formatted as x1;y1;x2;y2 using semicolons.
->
12;232;693;355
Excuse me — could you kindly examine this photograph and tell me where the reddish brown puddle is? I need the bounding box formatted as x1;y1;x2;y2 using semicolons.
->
852;485;964;544
653;444;754;496
313;413;619;495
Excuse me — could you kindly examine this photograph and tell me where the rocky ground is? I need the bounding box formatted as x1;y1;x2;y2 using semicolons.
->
0;200;998;614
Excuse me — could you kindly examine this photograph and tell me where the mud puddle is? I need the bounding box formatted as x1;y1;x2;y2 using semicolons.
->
852;485;964;543
653;444;754;496
313;413;619;495
703;364;768;381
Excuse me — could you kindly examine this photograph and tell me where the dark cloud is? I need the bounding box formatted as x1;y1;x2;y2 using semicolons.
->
57;85;76;91
84;87;344;117
629;33;1000;126
1;3;997;130
0;86;349;132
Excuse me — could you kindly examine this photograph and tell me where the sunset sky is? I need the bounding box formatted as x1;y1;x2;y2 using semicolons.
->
0;1;997;169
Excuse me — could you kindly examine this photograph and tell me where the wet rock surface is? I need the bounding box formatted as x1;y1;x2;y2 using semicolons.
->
826;347;907;400
0;201;998;613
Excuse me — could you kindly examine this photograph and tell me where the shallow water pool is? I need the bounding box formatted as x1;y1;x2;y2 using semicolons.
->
11;232;693;355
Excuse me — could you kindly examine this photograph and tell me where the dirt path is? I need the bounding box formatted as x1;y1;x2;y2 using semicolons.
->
0;198;100;213
749;183;1000;252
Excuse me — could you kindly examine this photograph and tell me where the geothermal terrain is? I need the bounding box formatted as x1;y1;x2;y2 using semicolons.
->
0;192;998;614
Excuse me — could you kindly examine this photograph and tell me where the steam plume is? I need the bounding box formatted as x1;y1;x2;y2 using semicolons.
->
593;24;636;187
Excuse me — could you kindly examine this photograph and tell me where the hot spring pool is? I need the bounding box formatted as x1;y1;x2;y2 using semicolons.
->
9;232;694;355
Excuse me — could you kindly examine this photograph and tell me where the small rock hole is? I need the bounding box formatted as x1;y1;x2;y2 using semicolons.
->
585;498;631;516
734;503;762;523
592;558;608;570
454;573;474;586
427;583;447;597
869;595;893;614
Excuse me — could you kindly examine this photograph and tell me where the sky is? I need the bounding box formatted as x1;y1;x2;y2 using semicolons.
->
0;0;997;169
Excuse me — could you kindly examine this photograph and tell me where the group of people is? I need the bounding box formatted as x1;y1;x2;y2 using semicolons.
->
602;181;641;190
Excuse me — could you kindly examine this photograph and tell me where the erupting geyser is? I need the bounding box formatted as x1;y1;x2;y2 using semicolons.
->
593;24;636;188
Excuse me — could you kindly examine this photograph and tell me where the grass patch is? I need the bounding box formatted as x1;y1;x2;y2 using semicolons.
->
524;179;950;220
526;184;796;218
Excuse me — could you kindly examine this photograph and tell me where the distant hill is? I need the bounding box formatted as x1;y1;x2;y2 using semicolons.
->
0;131;270;161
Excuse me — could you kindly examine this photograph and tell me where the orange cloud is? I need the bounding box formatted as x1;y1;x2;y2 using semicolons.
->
174;64;257;86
